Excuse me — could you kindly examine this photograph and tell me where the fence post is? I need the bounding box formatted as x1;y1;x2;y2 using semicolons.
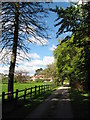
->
24;88;26;100
41;85;43;93
44;85;45;93
35;85;37;96
2;92;5;103
16;89;18;100
39;85;40;95
7;91;13;101
30;87;32;98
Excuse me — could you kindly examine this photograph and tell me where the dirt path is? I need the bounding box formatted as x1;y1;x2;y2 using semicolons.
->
26;84;73;119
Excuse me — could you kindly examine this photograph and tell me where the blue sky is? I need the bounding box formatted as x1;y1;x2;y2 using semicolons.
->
22;2;71;75
0;2;71;76
29;2;70;58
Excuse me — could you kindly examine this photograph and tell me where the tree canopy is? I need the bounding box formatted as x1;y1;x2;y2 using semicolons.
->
42;63;57;79
54;35;86;89
1;2;49;63
52;1;90;42
34;68;43;76
53;1;90;90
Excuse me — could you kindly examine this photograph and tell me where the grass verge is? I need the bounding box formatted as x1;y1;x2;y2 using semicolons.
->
2;85;58;119
69;88;90;118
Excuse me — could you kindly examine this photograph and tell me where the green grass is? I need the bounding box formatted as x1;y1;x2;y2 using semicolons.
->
0;81;50;98
2;81;51;93
69;89;90;118
0;82;52;99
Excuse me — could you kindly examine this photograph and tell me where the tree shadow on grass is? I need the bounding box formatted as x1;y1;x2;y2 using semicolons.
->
2;91;52;119
69;89;90;118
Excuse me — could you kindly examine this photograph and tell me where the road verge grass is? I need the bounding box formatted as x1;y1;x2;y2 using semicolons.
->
69;88;90;118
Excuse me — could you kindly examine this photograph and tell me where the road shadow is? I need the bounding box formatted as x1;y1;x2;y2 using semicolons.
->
2;91;52;119
26;86;73;119
69;90;90;118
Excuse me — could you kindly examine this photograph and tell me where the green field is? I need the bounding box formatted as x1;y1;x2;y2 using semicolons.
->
1;81;51;93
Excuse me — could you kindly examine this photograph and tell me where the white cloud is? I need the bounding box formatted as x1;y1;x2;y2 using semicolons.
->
0;48;40;65
15;65;41;76
28;36;48;45
0;48;11;64
24;56;54;67
4;21;14;26
24;60;43;67
29;53;40;59
43;56;54;65
16;51;40;64
49;45;57;51
0;66;9;74
0;55;54;76
20;56;54;75
19;24;36;34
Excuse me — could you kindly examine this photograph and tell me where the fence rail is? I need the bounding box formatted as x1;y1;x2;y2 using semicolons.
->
1;84;53;103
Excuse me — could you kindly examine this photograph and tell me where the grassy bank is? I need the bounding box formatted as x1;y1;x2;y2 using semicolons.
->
69;89;90;118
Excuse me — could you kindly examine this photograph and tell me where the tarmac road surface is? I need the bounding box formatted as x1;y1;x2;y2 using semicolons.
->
26;83;73;119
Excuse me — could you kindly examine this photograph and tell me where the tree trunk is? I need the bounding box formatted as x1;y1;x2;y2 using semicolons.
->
8;3;19;99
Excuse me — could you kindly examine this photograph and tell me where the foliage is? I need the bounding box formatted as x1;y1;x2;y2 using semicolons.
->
15;74;26;83
35;78;44;83
51;1;90;41
34;68;43;76
53;35;86;89
42;63;57;79
52;1;90;90
15;70;29;83
41;63;59;85
1;3;49;62
1;75;17;84
1;75;8;84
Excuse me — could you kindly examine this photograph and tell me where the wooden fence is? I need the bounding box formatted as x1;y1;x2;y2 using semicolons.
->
1;84;53;103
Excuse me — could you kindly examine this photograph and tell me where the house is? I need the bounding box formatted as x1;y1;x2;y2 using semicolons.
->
31;74;53;82
31;76;39;81
31;74;45;81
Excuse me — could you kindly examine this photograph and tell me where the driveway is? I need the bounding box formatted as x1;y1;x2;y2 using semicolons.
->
26;84;73;119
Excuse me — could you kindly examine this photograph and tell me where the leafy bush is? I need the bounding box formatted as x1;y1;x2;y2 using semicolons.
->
2;76;8;84
35;78;43;83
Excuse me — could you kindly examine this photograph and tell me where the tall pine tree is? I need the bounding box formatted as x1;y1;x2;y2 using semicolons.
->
1;2;49;98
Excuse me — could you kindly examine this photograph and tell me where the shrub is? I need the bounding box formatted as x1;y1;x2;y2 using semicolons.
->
2;76;8;84
35;78;43;83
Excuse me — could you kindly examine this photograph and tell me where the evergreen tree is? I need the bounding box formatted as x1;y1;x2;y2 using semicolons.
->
1;2;49;97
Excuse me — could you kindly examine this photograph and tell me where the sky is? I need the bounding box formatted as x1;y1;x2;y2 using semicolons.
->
0;1;76;76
